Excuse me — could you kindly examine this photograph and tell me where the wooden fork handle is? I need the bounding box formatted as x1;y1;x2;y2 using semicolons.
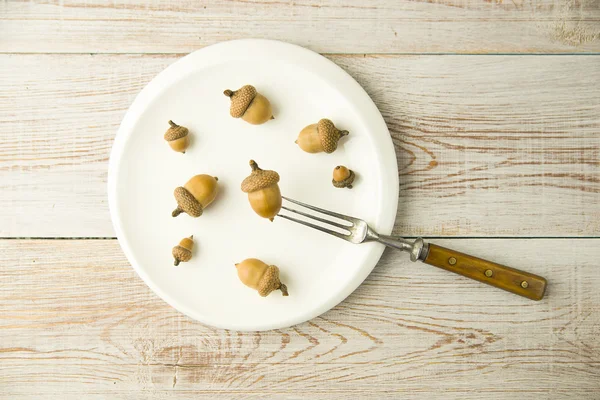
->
423;244;547;300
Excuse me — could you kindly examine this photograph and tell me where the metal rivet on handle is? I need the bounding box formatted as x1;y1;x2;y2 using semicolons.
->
484;269;493;277
521;281;529;289
448;257;457;265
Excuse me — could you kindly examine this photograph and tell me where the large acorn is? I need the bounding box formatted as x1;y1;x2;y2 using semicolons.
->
241;160;281;221
235;258;289;297
223;85;274;125
295;119;348;154
332;165;355;189
172;235;194;266
172;174;219;218
164;120;190;153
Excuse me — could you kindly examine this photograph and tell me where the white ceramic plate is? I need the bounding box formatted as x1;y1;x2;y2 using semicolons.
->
108;39;398;331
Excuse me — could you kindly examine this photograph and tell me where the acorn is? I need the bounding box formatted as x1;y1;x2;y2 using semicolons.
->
172;235;194;266
172;174;219;218
295;119;348;154
332;165;355;189
241;160;281;221
223;85;274;125
164;120;190;153
235;258;289;297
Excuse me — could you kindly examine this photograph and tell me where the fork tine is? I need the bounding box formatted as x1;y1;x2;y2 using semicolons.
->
280;206;353;231
282;196;358;223
277;214;352;241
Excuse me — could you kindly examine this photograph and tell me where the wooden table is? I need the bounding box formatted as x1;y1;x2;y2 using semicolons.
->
1;1;599;399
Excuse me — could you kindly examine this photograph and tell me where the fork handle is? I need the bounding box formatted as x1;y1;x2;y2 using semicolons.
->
423;244;547;300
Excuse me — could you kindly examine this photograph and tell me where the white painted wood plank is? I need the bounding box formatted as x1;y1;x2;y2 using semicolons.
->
0;239;598;398
1;0;599;54
1;54;598;237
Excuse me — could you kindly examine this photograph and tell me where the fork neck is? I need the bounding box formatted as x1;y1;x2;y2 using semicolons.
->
373;234;429;262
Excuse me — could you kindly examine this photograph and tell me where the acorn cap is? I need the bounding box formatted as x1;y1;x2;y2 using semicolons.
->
224;85;257;118
332;169;355;188
241;160;280;193
172;245;192;266
257;265;289;297
317;119;349;154
164;120;189;141
172;186;203;217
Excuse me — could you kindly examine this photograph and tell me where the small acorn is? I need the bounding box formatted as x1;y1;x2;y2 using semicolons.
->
164;120;190;153
172;235;194;266
235;258;289;297
295;119;348;154
241;160;282;221
332;165;355;189
223;85;274;125
172;174;219;218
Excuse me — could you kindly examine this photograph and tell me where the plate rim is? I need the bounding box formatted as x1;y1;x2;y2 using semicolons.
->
108;39;399;331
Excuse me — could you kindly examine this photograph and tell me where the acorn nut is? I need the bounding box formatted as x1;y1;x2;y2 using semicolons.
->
172;174;219;218
223;85;274;125
295;118;348;154
235;258;289;297
241;160;282;221
172;235;194;266
164;120;190;153
332;166;355;189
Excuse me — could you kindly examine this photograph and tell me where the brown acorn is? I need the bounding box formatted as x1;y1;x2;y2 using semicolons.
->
295;119;348;154
235;258;289;297
332;165;355;189
172;174;219;218
172;235;194;266
241;160;282;221
164;120;190;153
223;85;274;125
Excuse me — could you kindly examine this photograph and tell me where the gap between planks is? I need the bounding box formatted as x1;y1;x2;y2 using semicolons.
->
1;237;600;240
1;52;600;56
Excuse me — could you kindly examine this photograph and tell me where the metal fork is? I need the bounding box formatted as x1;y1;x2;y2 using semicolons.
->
277;196;547;301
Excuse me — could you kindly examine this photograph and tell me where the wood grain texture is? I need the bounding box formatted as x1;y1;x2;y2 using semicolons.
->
1;54;598;237
0;239;599;399
1;0;600;54
2;3;599;399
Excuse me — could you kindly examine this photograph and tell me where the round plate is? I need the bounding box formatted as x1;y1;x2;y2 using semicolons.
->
108;39;398;331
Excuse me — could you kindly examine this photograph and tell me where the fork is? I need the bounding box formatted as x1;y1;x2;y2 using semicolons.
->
277;196;547;301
